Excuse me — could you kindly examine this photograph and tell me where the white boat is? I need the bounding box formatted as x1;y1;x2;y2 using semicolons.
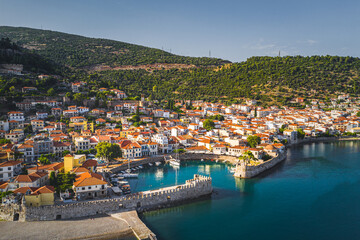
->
119;158;139;178
148;163;153;167
118;180;129;186
155;162;161;166
169;155;181;167
169;144;181;167
229;167;236;173
169;159;180;167
118;172;138;178
138;165;143;169
201;159;204;162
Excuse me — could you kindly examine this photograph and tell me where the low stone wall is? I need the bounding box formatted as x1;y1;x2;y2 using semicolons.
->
1;175;212;222
234;152;287;178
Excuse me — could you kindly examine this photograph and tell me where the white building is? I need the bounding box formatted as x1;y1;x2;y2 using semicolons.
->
0;161;22;181
8;111;25;122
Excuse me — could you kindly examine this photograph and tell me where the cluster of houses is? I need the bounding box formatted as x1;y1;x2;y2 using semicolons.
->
0;154;103;206
1;89;360;206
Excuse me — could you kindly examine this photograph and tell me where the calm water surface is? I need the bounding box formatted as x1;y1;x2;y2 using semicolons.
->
127;141;360;240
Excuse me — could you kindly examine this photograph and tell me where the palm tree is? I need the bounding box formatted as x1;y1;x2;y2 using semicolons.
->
239;151;256;164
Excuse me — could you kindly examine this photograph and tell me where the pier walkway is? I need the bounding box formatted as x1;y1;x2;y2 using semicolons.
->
110;211;157;240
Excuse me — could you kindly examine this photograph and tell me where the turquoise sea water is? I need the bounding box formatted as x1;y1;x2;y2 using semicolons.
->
128;141;360;240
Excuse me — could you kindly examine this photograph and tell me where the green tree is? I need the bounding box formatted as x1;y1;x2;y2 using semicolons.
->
95;142;122;163
279;125;286;133
297;128;305;139
247;135;261;148
24;124;32;133
39;154;50;165
49;171;56;186
356;111;360;117
73;93;84;104
239;150;256;163
65;92;72;99
203;119;215;131
209;114;224;121
0;138;11;144
47;88;55;96
62;150;70;157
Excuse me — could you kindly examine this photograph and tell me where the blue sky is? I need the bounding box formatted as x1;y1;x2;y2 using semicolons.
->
0;0;359;62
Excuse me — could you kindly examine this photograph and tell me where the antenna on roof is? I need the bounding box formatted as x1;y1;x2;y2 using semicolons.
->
279;51;281;57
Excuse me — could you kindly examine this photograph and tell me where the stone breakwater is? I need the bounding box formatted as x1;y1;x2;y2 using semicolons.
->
0;175;212;222
234;152;287;178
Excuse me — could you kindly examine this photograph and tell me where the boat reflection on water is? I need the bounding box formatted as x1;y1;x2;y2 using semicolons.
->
197;164;211;175
155;168;164;180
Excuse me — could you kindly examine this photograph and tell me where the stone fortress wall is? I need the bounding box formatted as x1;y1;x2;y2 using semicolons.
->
0;175;212;222
234;152;287;178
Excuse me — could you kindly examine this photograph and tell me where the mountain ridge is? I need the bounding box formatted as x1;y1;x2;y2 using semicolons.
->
0;26;230;71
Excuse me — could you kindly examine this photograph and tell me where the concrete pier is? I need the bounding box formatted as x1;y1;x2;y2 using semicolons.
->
110;211;157;240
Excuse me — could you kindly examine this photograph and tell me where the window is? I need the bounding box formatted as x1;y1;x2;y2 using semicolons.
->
88;186;91;189
8;167;11;170
82;187;85;190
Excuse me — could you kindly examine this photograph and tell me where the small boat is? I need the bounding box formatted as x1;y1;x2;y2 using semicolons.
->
169;156;180;167
201;159;204;162
118;180;129;186
148;163;153;167
118;173;138;178
121;185;131;195
155;161;161;166
229;167;236;173
138;165;143;169
169;145;181;167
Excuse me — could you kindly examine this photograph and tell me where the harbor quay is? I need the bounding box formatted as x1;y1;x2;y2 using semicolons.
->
106;153;240;173
0;174;212;222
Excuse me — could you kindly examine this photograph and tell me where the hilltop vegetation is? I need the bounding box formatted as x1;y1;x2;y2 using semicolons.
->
1;26;360;107
0;26;228;70
73;55;360;105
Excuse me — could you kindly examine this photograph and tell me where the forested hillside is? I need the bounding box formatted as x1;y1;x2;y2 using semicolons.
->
0;26;228;69
72;55;360;105
1;26;360;107
0;37;58;73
